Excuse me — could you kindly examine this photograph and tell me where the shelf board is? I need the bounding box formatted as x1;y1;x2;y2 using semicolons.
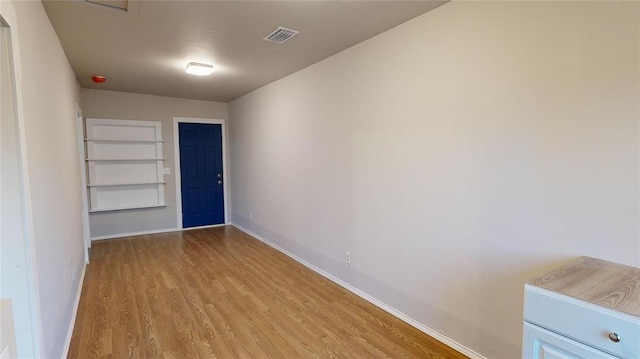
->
85;138;164;143
86;158;165;161
88;182;166;187
89;203;167;213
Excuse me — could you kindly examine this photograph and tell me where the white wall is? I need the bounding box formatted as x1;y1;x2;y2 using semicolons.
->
80;89;228;238
2;0;85;358
229;2;640;357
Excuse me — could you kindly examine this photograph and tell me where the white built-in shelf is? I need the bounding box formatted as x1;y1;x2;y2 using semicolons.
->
88;181;166;187
85;138;164;143
89;203;167;213
85;118;166;213
86;158;165;161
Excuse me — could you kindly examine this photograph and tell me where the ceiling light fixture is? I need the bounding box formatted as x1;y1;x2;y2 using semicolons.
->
185;62;214;76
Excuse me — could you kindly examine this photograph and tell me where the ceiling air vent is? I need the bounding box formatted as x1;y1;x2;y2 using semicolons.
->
263;26;299;45
86;0;128;12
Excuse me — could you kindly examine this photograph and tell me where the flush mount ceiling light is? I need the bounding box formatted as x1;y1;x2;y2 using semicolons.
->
185;62;214;76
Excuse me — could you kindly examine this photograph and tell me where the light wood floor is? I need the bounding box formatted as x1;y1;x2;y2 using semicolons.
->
68;226;467;359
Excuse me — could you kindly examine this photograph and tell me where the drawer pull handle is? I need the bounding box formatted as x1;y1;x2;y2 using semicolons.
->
608;332;621;343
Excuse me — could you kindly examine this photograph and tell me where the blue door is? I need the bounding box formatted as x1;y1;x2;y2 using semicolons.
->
179;123;224;228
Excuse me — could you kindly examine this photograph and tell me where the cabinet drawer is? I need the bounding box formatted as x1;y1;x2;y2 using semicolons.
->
524;285;640;359
523;322;618;359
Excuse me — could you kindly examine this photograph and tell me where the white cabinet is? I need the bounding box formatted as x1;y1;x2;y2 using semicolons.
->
523;257;640;359
524;322;618;359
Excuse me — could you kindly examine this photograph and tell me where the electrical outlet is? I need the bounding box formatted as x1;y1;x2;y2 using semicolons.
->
345;251;351;265
249;212;253;220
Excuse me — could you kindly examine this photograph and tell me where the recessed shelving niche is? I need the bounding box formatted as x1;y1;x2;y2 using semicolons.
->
85;118;166;213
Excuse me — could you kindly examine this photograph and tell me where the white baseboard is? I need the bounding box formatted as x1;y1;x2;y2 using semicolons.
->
91;223;230;241
91;227;180;241
179;223;227;231
61;263;87;359
232;224;487;359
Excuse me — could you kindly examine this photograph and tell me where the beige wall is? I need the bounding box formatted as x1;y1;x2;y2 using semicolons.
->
229;2;640;357
80;89;228;238
2;1;84;357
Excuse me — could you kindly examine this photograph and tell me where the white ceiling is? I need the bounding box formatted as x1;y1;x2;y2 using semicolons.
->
43;0;447;102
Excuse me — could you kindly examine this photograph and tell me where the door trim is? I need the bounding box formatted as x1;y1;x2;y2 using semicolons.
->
173;117;229;229
0;4;45;356
75;105;90;263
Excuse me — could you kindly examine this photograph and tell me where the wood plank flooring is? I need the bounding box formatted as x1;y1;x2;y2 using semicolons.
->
68;226;467;359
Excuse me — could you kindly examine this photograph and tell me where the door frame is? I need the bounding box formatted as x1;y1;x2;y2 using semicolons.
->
75;105;90;263
0;4;44;357
173;117;229;229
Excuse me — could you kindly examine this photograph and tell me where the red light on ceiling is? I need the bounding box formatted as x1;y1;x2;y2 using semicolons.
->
91;75;107;84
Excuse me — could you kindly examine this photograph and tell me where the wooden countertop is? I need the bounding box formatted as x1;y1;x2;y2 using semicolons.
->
527;256;640;317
